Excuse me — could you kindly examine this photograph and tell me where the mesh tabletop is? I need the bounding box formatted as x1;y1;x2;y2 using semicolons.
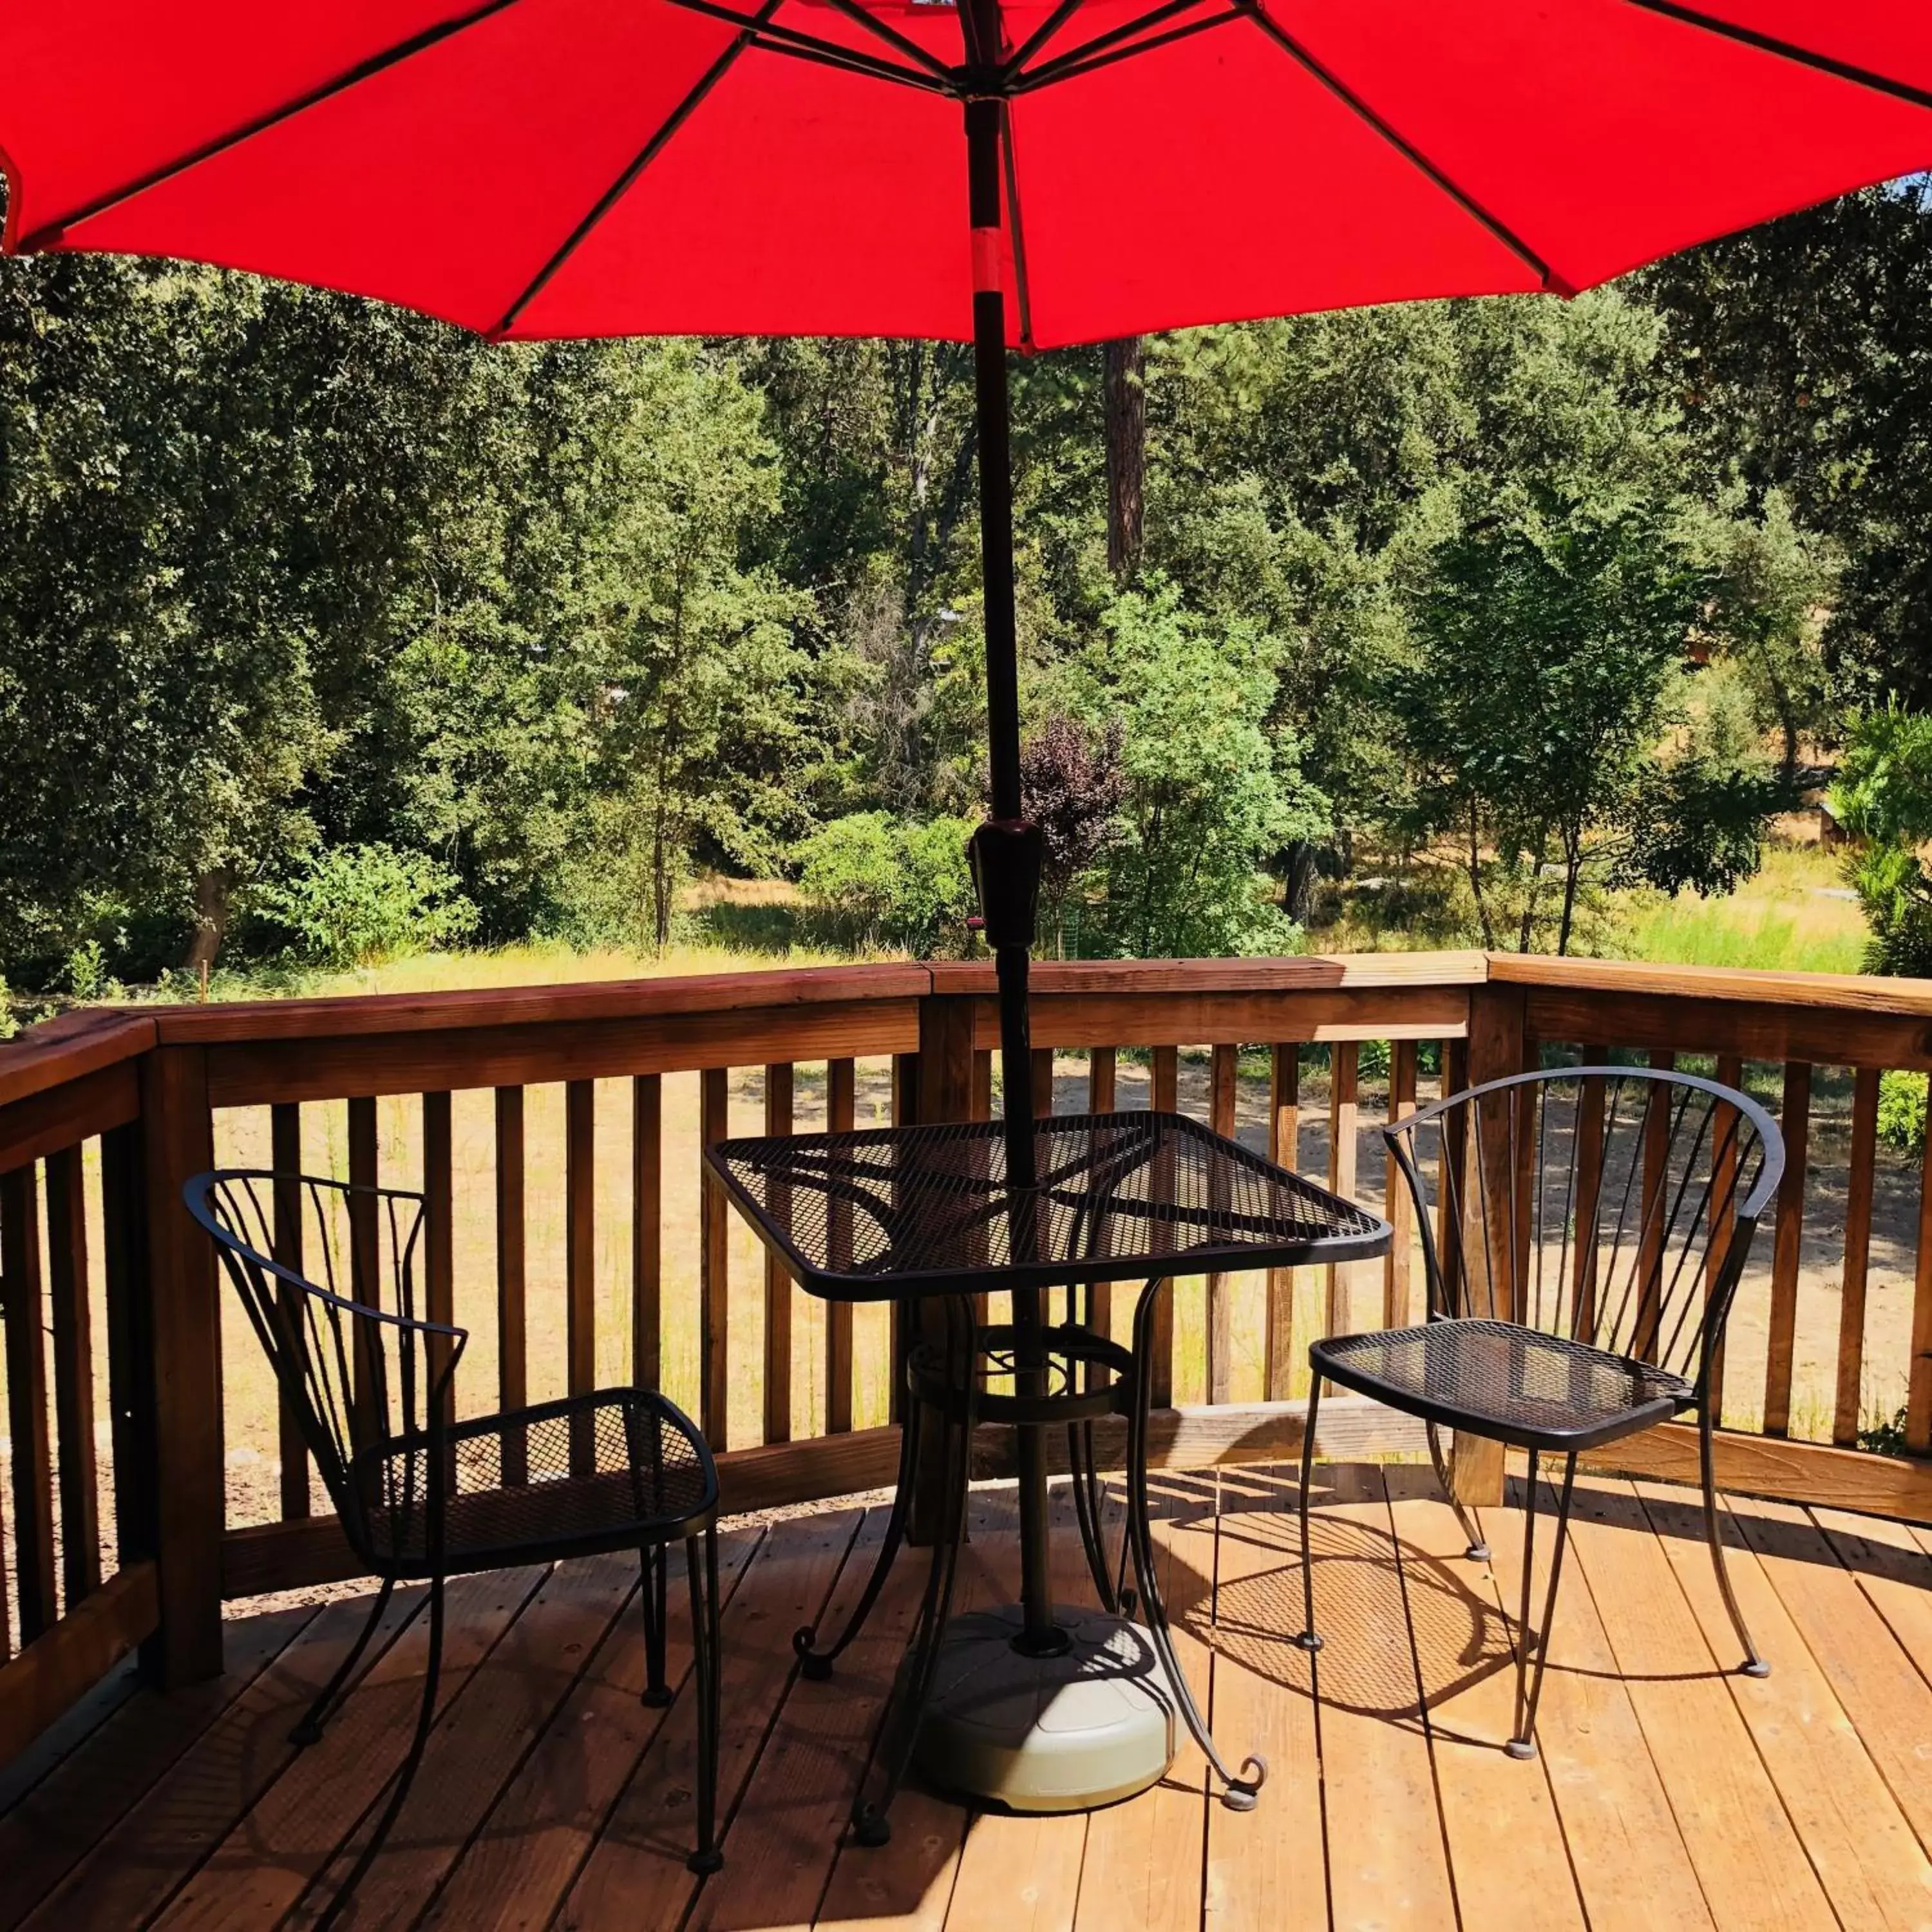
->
708;1110;1390;1302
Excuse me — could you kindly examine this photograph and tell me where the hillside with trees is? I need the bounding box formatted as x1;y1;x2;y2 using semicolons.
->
3;176;1929;993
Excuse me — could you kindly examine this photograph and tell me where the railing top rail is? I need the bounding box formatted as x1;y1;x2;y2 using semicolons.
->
8;950;1932;1082
0;1009;156;1111
1486;951;1932;1017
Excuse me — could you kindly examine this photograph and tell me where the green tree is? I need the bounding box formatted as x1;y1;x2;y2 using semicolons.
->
1830;704;1932;976
1397;488;1713;953
1065;585;1323;958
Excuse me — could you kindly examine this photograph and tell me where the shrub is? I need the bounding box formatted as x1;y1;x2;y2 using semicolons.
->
251;844;478;970
1877;1070;1929;1160
797;812;976;956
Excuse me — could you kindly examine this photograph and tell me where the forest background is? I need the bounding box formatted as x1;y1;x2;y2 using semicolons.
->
6;176;1932;1005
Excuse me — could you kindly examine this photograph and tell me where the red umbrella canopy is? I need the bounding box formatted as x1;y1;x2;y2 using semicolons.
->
3;0;1931;350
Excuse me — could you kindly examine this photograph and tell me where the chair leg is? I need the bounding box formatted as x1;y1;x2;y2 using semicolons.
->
1701;1406;1770;1678
640;1540;672;1707
312;1571;443;1932
685;1528;726;1877
1425;1420;1490;1562
290;1575;395;1748
1506;1453;1577;1761
1294;1372;1323;1653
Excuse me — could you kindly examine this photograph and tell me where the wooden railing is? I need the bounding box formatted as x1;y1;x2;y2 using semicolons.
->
5;949;1932;1765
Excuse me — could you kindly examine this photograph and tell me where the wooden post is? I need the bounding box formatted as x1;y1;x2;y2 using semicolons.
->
1265;1044;1300;1399
269;1104;310;1520
910;994;977;1542
1086;1048;1116;1359
422;1092;455;1442
1149;1045;1179;1408
1835;1066;1880;1447
1450;985;1526;1509
1764;1061;1811;1439
495;1086;528;1484
140;1046;222;1685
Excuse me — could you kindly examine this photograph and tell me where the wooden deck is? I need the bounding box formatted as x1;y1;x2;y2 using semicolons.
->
5;1463;1932;1932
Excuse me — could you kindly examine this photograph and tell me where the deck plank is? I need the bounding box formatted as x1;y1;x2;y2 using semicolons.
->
1558;1477;1835;1932
1476;1481;1713;1932
289;1553;645;1931
417;1528;762;1932
150;1566;547;1932
559;1508;866;1932
1298;1464;1459;1929
21;1586;424;1931
0;1605;314;1932
1071;1475;1215;1932
1202;1466;1325;1932
1385;1466;1586;1931
1807;1506;1932;1699
1724;1493;1932;1864
1634;1480;1932;1931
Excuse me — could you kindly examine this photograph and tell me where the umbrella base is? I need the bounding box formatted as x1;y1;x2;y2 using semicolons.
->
914;1604;1176;1812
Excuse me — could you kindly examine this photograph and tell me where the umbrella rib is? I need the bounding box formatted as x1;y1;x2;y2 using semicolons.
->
1003;0;1092;77
1236;0;1569;295
814;0;960;82
492;0;782;338
1624;0;1932;114
660;0;952;93
1010;8;1244;94
1000;106;1036;348
13;0;523;252
1017;0;1223;92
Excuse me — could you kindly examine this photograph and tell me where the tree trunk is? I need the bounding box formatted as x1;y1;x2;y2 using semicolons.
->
1104;337;1146;583
183;867;233;975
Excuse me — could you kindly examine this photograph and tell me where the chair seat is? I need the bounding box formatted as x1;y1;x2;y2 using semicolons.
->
354;1387;717;1577
1312;1318;1694;1452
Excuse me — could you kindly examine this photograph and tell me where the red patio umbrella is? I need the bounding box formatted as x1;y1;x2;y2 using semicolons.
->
6;0;1932;1184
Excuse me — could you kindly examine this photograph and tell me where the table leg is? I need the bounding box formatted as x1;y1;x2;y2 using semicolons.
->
851;1293;978;1846
1126;1273;1268;1813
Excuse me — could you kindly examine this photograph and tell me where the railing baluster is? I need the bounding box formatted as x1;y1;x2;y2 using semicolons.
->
1707;1053;1741;1425
972;1049;993;1122
1149;1045;1178;1407
100;1120;156;1576
1206;1043;1237;1403
824;1059;855;1432
1384;1041;1418;1330
1909;1100;1932;1455
700;1066;730;1446
495;1086;527;1484
2;1162;57;1642
1325;1042;1359;1338
763;1063;794;1445
423;1091;456;1451
270;1104;310;1520
1637;1050;1676;1358
346;1096;380;1450
565;1079;596;1468
1437;1037;1470;1318
891;1052;918;1425
1834;1066;1880;1447
633;1074;662;1392
46;1145;100;1607
1086;1049;1116;1364
1265;1043;1299;1399
1572;1052;1609;1345
1764;1060;1811;1438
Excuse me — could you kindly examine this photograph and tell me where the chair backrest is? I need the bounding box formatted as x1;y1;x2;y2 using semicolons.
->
183;1170;466;1558
1383;1066;1783;1394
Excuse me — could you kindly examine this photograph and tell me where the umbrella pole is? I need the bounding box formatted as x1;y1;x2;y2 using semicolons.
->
963;94;1059;1653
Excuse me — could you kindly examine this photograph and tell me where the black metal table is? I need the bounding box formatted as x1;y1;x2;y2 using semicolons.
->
708;1108;1390;1837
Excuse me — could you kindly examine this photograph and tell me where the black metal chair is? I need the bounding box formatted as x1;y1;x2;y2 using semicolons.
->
184;1169;724;1927
1294;1066;1784;1759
